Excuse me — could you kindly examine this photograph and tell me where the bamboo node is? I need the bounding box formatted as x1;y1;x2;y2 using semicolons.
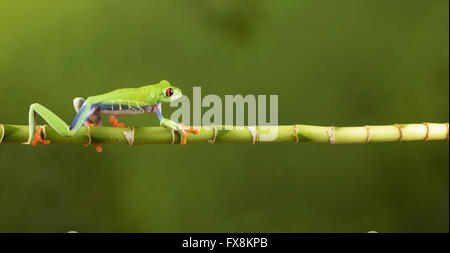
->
0;124;4;144
423;122;430;141
327;126;335;144
445;123;449;142
123;126;135;146
365;125;372;144
294;124;299;143
208;126;217;144
248;126;258;144
394;124;404;142
85;124;92;146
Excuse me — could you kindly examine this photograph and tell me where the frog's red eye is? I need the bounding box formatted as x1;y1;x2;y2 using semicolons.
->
166;88;174;97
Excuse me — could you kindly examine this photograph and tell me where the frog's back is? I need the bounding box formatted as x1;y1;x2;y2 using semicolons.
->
86;85;158;105
81;86;157;115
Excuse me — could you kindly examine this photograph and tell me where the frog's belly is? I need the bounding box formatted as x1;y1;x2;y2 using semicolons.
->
98;104;154;116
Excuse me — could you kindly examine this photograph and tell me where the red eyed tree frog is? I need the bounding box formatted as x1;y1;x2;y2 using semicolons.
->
25;80;199;151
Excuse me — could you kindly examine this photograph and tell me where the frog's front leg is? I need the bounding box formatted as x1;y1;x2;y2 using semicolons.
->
154;103;198;145
160;118;199;145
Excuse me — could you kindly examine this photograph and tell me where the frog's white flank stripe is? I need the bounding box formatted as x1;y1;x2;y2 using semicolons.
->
171;130;175;144
248;126;258;144
208;126;217;144
327;126;335;144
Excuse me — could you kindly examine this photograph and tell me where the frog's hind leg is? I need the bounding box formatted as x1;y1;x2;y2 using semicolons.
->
32;125;50;146
73;97;85;112
25;103;72;145
73;97;102;126
26;101;100;151
69;101;99;134
108;115;126;128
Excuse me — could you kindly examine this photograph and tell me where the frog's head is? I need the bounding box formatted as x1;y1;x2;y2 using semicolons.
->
157;80;182;103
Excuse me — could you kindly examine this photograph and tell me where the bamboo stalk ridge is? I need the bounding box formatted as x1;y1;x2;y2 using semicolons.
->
0;123;448;145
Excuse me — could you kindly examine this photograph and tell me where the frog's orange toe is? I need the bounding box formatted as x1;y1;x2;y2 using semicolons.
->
181;135;188;145
94;144;103;152
108;116;126;128
32;127;50;146
178;124;200;145
84;142;103;152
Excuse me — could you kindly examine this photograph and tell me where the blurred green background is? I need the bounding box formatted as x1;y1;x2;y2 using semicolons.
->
0;0;448;232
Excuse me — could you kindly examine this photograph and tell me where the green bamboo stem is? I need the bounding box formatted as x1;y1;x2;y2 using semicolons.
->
0;123;448;145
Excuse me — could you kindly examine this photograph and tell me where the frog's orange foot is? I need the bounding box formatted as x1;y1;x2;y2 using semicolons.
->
86;122;102;127
84;122;103;152
83;143;103;152
93;144;103;152
108;116;126;128
86;120;102;126
178;123;200;145
32;127;50;146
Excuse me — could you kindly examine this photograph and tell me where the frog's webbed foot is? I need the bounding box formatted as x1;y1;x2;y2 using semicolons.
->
178;123;200;145
161;119;199;145
83;122;103;152
108;115;126;128
32;126;50;146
